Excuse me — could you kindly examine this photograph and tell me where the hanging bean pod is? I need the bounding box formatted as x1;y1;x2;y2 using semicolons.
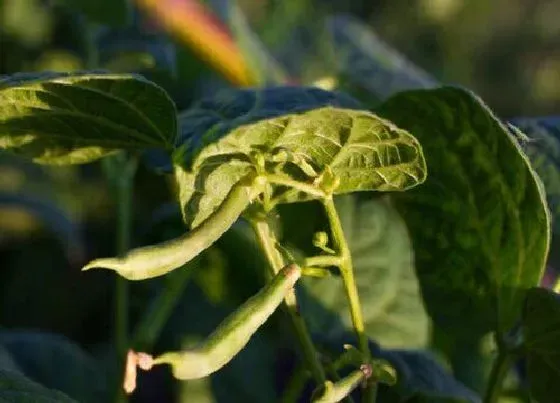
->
82;175;266;280
147;264;302;380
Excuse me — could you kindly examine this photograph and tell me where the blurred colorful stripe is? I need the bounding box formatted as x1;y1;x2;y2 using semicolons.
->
135;0;257;86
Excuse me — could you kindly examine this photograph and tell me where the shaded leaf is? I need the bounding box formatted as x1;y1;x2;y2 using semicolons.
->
326;14;438;102
0;71;176;164
55;0;129;27
0;191;86;263
315;332;481;403
522;287;560;403
298;194;430;348
508;117;560;234
0;369;76;402
0;331;110;403
377;87;551;337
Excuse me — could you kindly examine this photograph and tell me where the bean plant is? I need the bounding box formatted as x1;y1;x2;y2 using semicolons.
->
1;2;560;403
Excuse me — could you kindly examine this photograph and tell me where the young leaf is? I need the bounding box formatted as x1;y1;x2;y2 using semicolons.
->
376;87;551;338
0;71;177;164
176;87;426;226
0;369;76;402
0;331;110;403
522;287;560;403
177;86;361;167
298;194;430;348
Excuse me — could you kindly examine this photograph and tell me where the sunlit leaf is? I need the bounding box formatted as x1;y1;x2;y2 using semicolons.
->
175;86;425;227
0;71;177;164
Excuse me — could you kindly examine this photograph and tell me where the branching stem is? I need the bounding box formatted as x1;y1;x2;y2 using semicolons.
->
322;197;376;403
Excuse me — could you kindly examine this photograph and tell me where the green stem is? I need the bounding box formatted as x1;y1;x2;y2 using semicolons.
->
266;174;326;198
104;153;137;403
322;197;376;403
251;219;327;385
131;262;195;350
483;346;513;403
304;255;343;268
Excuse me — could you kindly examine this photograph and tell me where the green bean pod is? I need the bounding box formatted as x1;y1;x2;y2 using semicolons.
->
312;364;372;403
150;264;302;380
82;175;266;280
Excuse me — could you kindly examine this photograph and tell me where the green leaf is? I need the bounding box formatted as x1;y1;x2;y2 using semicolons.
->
376;87;551;337
0;331;110;403
176;87;425;226
0;71;177;164
326;14;437;102
55;0;129;27
522;287;560;403
386;350;481;403
509;117;560;234
0;369;76;402
298;194;430;348
315;332;481;403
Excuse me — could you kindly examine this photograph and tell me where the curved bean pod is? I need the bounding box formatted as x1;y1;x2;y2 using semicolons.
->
312;364;372;403
82;175;266;280
150;264;302;379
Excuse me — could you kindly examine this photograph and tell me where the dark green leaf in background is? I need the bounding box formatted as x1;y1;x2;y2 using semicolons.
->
326;14;438;103
54;0;129;27
298;194;430;349
377;87;550;338
315;333;481;403
522;287;560;403
0;369;76;403
0;331;110;403
0;71;177;164
509;117;560;235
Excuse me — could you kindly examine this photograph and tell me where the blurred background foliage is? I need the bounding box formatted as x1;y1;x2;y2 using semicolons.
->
0;0;558;402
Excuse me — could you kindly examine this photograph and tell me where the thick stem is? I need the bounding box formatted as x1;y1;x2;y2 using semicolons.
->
483;346;513;403
251;219;326;385
322;197;376;403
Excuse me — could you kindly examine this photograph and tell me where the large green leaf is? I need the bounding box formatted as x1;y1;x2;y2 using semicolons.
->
176;88;426;227
376;87;551;337
0;369;76;402
298;194;430;348
0;331;110;403
0;71;177;164
522;287;560;403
